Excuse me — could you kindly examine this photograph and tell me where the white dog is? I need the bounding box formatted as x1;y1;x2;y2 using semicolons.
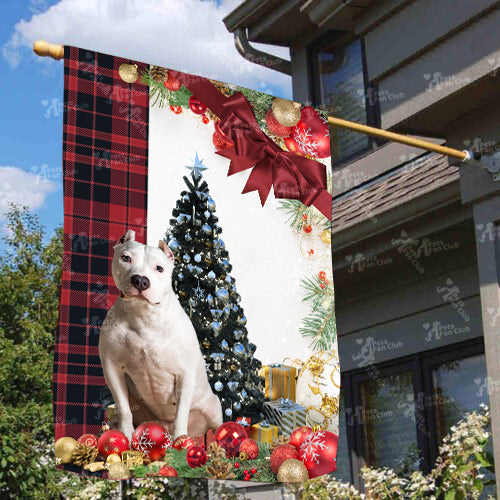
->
98;230;223;440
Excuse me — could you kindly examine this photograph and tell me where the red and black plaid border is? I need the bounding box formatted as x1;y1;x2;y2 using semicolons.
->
54;47;148;441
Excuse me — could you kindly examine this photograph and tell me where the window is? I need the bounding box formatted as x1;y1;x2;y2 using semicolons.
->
334;340;489;490
310;34;380;164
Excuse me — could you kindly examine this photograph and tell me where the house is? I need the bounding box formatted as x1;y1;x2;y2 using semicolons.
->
224;0;500;493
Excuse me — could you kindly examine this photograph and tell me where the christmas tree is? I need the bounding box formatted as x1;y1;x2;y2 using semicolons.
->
165;153;265;422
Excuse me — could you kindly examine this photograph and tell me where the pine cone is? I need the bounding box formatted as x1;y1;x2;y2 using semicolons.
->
206;459;236;480
270;435;290;452
209;79;232;97
72;444;99;467
150;66;168;83
207;442;226;460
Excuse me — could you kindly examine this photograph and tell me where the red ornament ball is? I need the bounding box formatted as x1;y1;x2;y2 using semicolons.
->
158;465;178;477
170;105;182;114
299;430;338;478
172;435;196;450
270;444;299;474
213;121;234;151
291;107;330;158
244;475;250;481
77;433;98;448
234;462;240;469
132;421;172;462
164;73;181;91
186;445;207;468
97;429;129;459
303;224;312;233
251;468;257;474
202;115;210;124
283;136;304;156
318;271;327;281
189;95;208;115
239;438;259;460
265;109;292;138
289;425;313;451
214;422;247;458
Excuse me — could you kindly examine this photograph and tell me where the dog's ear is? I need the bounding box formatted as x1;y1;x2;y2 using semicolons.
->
158;240;174;261
117;230;135;245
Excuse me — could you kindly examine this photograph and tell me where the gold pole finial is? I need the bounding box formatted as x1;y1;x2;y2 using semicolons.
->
33;40;64;60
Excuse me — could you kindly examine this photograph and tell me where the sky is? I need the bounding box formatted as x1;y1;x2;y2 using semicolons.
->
0;0;291;241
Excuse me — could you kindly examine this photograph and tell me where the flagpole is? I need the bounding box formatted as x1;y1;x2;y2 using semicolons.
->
31;39;472;163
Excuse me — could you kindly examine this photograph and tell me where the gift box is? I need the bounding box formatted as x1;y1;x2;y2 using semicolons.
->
263;398;307;435
250;420;278;444
236;417;252;437
263;364;296;400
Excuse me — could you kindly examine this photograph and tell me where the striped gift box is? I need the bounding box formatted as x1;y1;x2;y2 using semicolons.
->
263;398;307;435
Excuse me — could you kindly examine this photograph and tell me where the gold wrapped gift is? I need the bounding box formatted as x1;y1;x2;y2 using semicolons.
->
250;420;279;444
263;364;296;400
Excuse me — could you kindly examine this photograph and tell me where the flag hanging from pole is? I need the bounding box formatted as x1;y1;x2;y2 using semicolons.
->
54;46;339;481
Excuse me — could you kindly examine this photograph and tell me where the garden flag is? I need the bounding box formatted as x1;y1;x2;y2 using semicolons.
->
54;46;339;481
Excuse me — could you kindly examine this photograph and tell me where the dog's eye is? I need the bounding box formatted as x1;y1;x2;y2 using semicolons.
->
121;255;131;263
156;265;164;273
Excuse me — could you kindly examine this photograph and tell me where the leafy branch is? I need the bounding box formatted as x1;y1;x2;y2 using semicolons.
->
140;68;192;109
299;275;336;351
278;199;330;232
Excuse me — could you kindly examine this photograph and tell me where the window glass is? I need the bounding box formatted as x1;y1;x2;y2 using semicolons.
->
317;39;370;162
431;354;488;442
359;371;420;474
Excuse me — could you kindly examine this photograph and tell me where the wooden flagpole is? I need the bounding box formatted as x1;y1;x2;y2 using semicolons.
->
32;39;471;162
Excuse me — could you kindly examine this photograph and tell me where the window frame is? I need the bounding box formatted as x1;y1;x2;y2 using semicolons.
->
308;31;383;168
338;337;486;491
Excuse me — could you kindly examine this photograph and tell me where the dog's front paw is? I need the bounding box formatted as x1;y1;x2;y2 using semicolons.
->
119;421;135;442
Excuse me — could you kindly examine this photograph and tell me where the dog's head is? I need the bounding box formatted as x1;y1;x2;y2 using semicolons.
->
112;230;174;305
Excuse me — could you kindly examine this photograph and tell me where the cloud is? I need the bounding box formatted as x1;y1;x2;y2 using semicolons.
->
2;0;291;97
0;166;57;217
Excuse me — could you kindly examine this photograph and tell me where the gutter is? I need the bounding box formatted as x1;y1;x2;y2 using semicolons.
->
234;28;291;75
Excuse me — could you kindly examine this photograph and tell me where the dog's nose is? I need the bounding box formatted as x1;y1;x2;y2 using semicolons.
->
131;274;150;291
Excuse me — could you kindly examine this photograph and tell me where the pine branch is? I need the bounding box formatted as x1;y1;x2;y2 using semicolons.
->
299;303;336;351
140;68;192;109
278;199;330;232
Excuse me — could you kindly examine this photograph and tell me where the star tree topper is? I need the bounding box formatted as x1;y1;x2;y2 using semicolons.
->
185;152;208;180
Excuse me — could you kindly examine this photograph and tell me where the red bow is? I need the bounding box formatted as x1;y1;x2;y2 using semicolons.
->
169;72;332;220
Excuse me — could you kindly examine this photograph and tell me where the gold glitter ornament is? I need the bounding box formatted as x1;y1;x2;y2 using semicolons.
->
119;63;138;84
320;229;331;245
106;453;122;466
277;458;309;482
272;98;301;127
84;461;105;472
108;462;131;480
306;356;325;377
320;394;339;418
55;437;78;464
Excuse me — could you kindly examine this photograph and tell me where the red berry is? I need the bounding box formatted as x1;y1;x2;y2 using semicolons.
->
251;468;257;474
303;224;312;233
302;214;308;220
318;271;327;281
202;115;209;124
325;279;330;285
244;476;250;481
170;105;182;114
320;283;325;289
243;470;249;475
234;462;239;468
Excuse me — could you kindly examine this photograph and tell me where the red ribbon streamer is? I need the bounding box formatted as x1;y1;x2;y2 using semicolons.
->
169;71;332;221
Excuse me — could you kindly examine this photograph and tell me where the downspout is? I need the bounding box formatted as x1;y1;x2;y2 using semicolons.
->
234;28;291;75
